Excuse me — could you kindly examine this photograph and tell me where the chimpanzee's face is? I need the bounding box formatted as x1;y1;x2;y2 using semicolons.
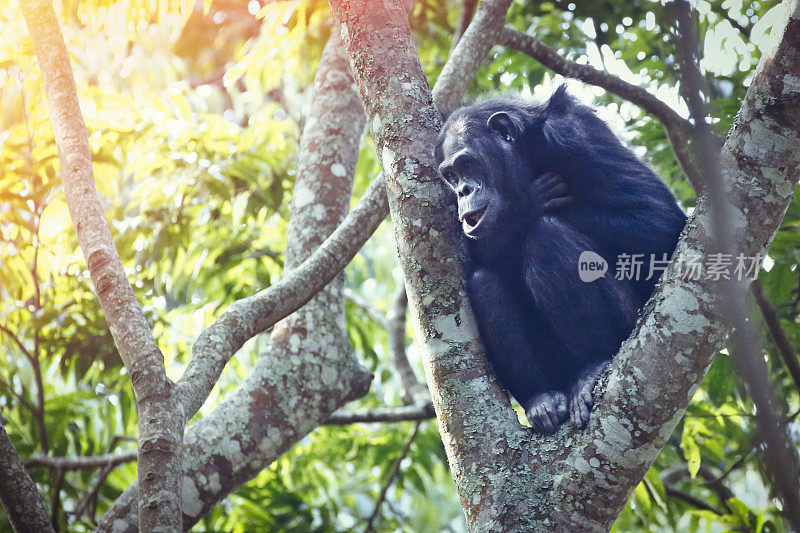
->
435;113;520;240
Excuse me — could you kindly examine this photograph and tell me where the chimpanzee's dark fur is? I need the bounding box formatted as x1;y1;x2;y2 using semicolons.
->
434;85;686;433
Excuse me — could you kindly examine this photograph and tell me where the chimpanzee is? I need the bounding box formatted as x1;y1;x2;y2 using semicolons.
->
434;85;686;433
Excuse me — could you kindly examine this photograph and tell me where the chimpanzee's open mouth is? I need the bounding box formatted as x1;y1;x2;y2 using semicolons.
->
462;207;487;229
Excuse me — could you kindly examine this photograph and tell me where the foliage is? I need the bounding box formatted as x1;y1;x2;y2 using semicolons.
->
0;0;798;531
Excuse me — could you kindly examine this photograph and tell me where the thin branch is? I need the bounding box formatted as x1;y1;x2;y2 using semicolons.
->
247;247;283;260
50;468;63;527
73;435;136;522
433;0;514;111
0;323;48;453
109;434;137;447
363;421;421;533
663;483;725;515
24;451;137;470
496;26;714;191
708;445;755;486
326;403;435;425
704;408;800;487
751;278;800;395
386;285;425;402
496;27;690;132
0;372;38;415
30;341;48;456
660;462;734;512
345;285;424;402
0;323;35;362
345;289;389;327
73;462;116;522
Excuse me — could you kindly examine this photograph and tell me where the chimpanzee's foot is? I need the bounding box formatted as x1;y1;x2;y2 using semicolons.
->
570;360;610;428
525;390;569;434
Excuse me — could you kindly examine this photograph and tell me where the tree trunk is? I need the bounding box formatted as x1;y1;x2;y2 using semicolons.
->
21;1;184;529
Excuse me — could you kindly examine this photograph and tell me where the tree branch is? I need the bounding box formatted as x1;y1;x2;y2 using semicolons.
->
0;324;42;420
386;285;426;402
671;1;800;526
449;0;479;53
432;0;514;111
660;463;733;511
24;451;137;470
0;323;49;455
175;174;388;420
20;1;184;529
662;483;725;515
0;375;38;416
326;403;435;425
346;285;425;402
0;323;35;362
345;289;390;327
73;461;116;523
99;26;374;530
363;421;421;533
331;0;535;528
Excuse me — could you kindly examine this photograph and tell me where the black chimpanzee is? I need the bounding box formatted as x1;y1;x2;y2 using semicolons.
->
434;85;686;434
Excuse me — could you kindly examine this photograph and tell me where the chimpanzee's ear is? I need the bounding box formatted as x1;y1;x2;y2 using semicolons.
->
546;83;575;114
487;111;520;142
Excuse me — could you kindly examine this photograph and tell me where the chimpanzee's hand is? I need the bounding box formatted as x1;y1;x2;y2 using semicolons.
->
528;171;574;215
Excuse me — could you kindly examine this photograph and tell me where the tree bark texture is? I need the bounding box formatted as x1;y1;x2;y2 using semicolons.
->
0;423;54;533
